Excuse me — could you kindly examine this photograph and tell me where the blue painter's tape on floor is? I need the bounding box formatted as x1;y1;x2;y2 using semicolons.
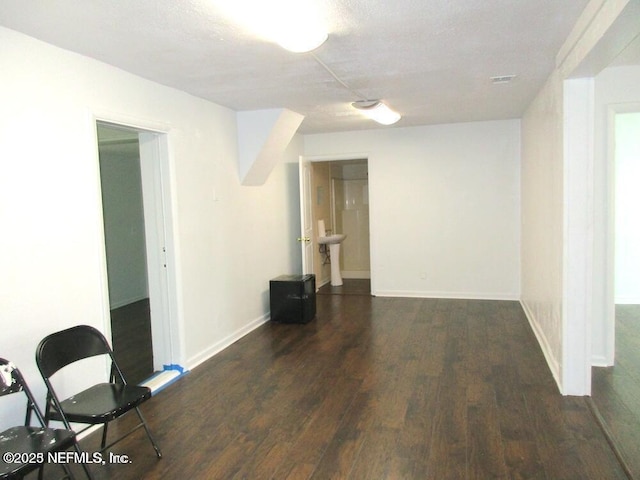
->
140;364;189;395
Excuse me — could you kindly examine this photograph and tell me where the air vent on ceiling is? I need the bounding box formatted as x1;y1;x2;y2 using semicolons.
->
491;75;517;84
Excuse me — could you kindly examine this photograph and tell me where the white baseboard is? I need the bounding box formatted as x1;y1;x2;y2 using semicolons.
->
614;297;640;305
341;271;371;279
373;290;520;301
591;354;613;368
186;313;270;370
519;300;562;392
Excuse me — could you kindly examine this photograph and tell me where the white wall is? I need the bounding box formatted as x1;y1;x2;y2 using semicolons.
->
615;112;640;303
304;120;521;300
0;27;302;430
521;71;598;395
614;112;640;303
519;0;640;394
520;71;565;384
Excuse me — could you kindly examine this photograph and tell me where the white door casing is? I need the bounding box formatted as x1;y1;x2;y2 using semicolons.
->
94;112;182;373
139;131;174;371
299;155;313;274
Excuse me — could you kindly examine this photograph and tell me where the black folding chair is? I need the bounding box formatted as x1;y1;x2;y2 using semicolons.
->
35;325;162;461
0;357;84;480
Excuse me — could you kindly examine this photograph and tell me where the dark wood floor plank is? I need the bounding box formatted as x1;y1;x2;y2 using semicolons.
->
307;392;371;480
426;382;468;480
467;381;508;480
591;371;640;473
347;426;415;479
398;374;441;476
526;388;627;480
591;304;640;479
110;298;154;385
501;440;547;480
63;288;628;480
492;368;547;479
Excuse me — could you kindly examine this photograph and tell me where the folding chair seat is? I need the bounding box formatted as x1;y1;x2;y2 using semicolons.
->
35;325;162;462
0;357;88;480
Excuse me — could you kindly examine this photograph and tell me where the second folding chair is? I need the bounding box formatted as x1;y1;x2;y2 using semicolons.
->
0;357;91;480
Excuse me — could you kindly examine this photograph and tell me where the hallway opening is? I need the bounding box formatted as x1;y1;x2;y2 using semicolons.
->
96;120;179;386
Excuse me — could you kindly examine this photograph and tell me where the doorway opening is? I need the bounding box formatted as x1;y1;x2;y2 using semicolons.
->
591;110;640;477
96;121;178;387
303;157;371;296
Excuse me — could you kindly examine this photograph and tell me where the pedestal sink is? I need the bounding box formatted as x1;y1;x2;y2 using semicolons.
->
318;234;347;286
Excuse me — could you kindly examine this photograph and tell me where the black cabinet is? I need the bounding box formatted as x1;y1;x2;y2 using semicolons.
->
269;274;316;324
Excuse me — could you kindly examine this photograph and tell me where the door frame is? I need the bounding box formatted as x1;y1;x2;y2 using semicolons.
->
596;103;640;368
92;112;183;372
298;155;314;275
299;152;374;291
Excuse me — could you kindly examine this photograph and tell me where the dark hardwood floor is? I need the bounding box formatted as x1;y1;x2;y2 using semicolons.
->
317;278;371;296
48;295;627;479
591;304;640;479
110;299;154;385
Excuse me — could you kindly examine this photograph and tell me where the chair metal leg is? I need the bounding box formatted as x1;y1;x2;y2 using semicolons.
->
100;422;108;450
73;441;95;480
135;407;162;458
61;462;76;480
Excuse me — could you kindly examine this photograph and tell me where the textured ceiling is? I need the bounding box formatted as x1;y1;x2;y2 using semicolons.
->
1;0;596;133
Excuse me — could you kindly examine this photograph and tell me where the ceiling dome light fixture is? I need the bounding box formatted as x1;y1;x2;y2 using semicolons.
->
351;100;401;125
276;28;328;53
213;0;328;53
268;0;328;53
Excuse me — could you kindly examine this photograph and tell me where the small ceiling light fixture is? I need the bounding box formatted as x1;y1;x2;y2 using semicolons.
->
351;100;401;125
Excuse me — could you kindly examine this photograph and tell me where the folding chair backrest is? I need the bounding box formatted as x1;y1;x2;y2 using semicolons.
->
0;358;24;399
0;358;22;397
36;325;112;380
0;357;47;427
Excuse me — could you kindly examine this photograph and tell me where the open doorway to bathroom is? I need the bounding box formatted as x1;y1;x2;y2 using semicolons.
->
311;159;371;296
